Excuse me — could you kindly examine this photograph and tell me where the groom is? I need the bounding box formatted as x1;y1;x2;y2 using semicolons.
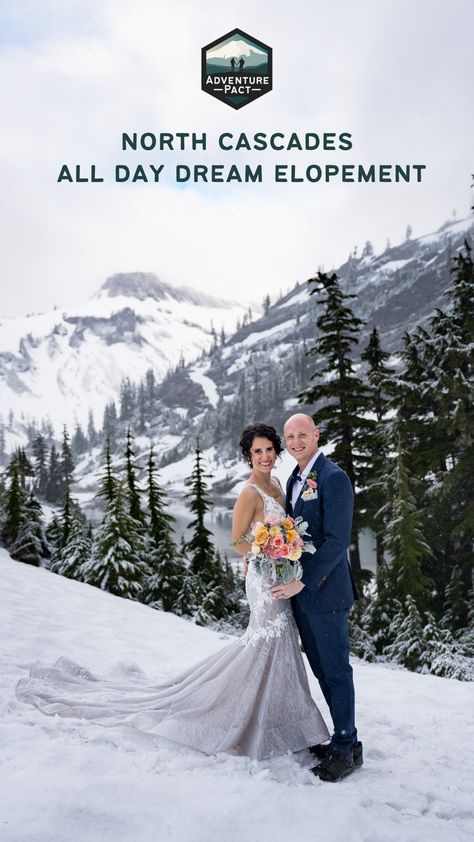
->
271;412;362;782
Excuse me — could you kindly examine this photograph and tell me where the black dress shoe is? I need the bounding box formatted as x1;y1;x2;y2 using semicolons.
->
310;740;363;768
311;748;355;782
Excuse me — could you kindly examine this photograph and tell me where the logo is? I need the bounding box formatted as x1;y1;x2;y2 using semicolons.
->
202;28;272;110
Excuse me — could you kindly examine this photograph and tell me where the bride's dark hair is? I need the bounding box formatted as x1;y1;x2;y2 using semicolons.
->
239;423;282;466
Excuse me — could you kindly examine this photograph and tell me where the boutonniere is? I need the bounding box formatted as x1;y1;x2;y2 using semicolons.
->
301;471;318;500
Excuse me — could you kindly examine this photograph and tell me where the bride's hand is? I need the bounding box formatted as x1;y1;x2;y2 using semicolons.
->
271;580;304;599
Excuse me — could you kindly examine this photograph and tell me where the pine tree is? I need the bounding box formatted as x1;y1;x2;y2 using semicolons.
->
299;270;371;574
51;509;91;580
360;326;394;567
45;444;63;503
10;491;48;566
32;434;48;497
183;439;217;587
380;428;432;606
87;410;97;448
442;566;467;632
141;447;185;611
124;426;144;524
81;482;150;598
2;460;27;547
384;595;425;671
61;426;75;492
98;436;117;505
174;571;201;617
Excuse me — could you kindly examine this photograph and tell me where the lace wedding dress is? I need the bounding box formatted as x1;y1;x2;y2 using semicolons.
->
16;485;329;760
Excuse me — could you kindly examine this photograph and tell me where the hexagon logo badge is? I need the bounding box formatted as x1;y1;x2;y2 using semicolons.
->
202;28;272;110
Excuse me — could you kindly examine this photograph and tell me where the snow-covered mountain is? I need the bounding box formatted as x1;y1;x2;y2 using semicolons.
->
0;273;251;430
2;548;473;842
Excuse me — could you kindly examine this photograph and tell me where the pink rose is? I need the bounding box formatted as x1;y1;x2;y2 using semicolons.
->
306;479;317;489
278;543;290;558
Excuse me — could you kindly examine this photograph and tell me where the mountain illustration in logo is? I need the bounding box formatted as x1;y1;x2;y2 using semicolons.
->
202;28;272;109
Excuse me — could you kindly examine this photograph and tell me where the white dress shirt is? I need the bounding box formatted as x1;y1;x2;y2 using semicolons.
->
291;450;323;510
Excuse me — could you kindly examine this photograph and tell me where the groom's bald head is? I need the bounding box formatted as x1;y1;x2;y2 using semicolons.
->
284;413;320;469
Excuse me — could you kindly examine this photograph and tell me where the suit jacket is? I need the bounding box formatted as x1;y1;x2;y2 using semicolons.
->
286;452;358;613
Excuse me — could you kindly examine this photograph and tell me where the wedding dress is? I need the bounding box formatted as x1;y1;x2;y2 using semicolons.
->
16;484;329;760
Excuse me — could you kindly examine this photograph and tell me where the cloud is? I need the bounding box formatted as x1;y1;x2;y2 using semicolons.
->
0;0;473;316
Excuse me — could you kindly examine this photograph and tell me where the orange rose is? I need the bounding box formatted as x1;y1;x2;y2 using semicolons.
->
254;525;269;546
286;529;297;542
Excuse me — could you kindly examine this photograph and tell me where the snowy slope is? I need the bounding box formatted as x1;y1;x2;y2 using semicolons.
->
1;549;474;842
0;273;250;431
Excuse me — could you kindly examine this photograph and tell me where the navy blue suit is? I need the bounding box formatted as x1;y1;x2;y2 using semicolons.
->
286;452;358;755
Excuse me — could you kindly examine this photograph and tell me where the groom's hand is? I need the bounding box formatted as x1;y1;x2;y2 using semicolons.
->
271;580;305;599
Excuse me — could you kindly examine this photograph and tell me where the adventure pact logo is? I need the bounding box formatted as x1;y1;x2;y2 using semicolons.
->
202;28;272;109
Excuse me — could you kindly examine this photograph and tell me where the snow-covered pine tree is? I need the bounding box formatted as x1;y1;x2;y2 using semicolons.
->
10;491;49;566
384;595;425;672
140;446;186;611
51;508;91;580
81;481;150;599
442;566;468;632
298;270;372;576
98;435;117;505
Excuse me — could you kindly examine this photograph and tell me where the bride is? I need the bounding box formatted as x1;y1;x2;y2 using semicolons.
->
16;423;329;761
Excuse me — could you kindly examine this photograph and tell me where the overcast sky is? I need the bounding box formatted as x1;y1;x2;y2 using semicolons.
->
1;0;473;317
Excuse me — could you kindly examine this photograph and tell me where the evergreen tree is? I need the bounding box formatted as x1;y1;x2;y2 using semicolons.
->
442;566;467;632
51;509;91;580
184;439;218;586
2;460;27;547
72;423;88;457
45;444;62;503
299;270;371;574
60;426;75;491
141;447;185;611
81;482;150;598
87;410;97;448
98;436;117;504
360;326;394;567
32;434;48;497
124;426;144;524
384;595;425;671
174;571;201;617
380;428;432;606
10;491;48;566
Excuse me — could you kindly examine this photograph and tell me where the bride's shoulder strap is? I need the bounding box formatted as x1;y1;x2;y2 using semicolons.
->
244;482;266;501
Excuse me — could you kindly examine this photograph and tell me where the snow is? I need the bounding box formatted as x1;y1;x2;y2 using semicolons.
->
276;288;310;308
381;259;411;273
2;548;474;842
188;366;219;408
0;285;250;431
238;320;295;349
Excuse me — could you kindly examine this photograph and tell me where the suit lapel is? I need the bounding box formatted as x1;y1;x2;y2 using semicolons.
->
293;452;328;519
286;465;299;515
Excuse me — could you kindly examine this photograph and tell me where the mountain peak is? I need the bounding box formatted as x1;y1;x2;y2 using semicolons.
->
99;273;172;302
97;272;244;310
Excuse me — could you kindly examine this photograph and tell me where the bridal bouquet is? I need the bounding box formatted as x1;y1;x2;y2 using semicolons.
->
246;514;315;583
